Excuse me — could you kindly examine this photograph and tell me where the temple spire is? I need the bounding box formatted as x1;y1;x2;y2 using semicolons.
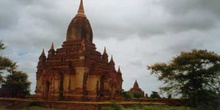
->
104;47;107;54
40;49;45;57
38;48;46;68
110;55;114;63
118;66;122;74
50;42;54;50
48;43;55;55
77;0;86;17
133;80;139;88
102;47;108;62
103;47;108;55
118;66;121;72
109;55;115;68
39;48;46;62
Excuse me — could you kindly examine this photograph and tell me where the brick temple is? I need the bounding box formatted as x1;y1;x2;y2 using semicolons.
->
35;0;123;101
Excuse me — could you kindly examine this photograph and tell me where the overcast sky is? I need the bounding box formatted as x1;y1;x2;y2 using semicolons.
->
1;0;220;96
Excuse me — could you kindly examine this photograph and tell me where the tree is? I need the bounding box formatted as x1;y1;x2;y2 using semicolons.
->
0;41;17;72
133;92;142;100
122;91;132;100
0;41;5;50
0;41;17;85
0;56;17;73
149;91;161;99
167;94;172;99
0;41;30;97
148;49;220;108
0;71;31;97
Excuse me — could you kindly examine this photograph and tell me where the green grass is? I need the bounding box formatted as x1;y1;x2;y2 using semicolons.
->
104;104;190;110
142;105;190;110
0;100;190;110
0;104;190;110
0;106;64;110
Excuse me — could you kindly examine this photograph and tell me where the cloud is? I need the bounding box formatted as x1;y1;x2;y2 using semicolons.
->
0;1;20;29
160;0;220;16
86;0;170;39
158;0;220;33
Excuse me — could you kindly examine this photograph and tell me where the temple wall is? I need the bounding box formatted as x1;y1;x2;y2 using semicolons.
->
87;75;100;94
74;67;89;90
63;74;70;94
53;75;60;94
70;74;76;90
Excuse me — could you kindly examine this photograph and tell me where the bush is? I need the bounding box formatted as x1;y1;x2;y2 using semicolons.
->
122;91;132;100
109;102;125;110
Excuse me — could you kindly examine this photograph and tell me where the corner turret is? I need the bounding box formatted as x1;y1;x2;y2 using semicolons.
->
39;49;46;61
117;66;122;76
102;47;108;62
37;49;46;69
48;43;55;55
109;55;115;65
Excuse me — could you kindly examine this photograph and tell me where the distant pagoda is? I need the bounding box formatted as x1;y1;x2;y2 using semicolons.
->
129;80;145;97
35;0;123;101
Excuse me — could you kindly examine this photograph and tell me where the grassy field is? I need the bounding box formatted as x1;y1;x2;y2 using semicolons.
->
140;105;190;110
0;98;190;110
104;104;190;110
0;104;190;110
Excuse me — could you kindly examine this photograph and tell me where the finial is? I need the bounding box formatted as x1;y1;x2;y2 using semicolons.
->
48;43;56;55
50;42;54;50
109;55;115;66
118;66;121;73
39;48;46;59
110;55;114;62
77;0;86;17
102;47;108;60
41;48;45;56
103;47;107;54
134;79;139;88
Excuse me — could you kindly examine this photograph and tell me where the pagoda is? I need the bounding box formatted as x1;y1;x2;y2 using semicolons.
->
35;0;123;101
129;80;145;97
